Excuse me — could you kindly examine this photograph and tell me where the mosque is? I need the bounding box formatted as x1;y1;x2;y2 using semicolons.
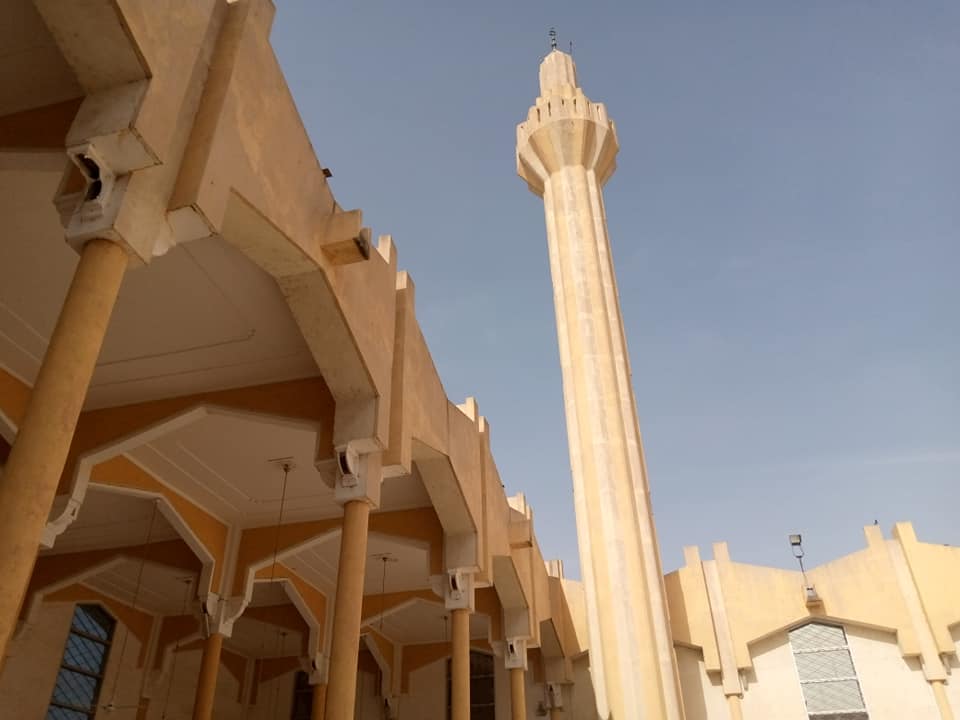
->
0;2;957;719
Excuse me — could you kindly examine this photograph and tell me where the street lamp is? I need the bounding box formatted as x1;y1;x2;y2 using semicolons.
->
788;533;822;606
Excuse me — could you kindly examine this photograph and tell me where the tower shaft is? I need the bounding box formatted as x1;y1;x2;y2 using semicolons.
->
517;51;684;720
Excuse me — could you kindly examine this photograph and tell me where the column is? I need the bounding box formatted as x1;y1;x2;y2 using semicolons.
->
549;708;561;720
450;607;471;720
932;680;955;720
726;695;744;720
510;667;526;720
325;500;371;720
192;632;224;720
0;237;127;661
311;681;327;720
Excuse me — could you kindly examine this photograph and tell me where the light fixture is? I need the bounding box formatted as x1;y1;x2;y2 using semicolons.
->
788;533;822;607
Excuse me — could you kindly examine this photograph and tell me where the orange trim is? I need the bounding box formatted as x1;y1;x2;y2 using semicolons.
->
362;628;394;674
24;540;199;620
400;641;450;693
153;614;200;670
234;508;443;596
251;563;327;650
44;584;155;667
360;589;439;623
0;367;30;428
56;376;335;496
91;456;227;590
369;508;444;575
0;98;83;149
235;519;341;596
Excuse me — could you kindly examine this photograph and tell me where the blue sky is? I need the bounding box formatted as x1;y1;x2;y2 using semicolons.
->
272;1;958;576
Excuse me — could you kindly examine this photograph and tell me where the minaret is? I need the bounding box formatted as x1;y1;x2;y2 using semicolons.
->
516;49;685;720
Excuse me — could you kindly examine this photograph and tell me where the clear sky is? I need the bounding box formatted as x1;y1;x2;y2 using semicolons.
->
272;1;958;576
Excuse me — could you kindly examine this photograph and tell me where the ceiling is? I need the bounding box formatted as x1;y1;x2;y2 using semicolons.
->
283;531;434;598
43;489;180;555
83;560;196;616
0;0;81;116
0;166;319;412
372;599;490;645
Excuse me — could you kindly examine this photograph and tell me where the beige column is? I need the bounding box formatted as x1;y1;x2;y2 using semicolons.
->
311;681;327;720
450;607;471;720
932;680;955;720
192;632;224;720
726;695;744;720
325;500;371;720
510;667;527;720
549;708;561;720
0;237;127;661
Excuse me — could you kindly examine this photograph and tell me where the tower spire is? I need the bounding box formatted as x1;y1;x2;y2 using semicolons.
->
516;53;685;720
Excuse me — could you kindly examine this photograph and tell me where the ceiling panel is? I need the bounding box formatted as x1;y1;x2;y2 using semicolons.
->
82;561;196;616
43;490;180;555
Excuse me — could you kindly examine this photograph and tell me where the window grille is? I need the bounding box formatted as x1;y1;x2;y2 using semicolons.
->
789;623;869;720
46;604;116;719
446;651;496;720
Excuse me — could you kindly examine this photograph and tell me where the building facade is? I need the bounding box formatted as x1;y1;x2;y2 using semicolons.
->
0;2;956;719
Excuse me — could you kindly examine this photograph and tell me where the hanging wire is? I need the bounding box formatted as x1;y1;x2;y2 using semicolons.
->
103;499;160;711
371;553;397;633
269;630;287;717
160;576;194;719
268;462;292;582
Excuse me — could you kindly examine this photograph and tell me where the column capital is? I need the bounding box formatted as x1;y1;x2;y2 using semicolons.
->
325;442;382;507
504;637;528;671
442;569;476;612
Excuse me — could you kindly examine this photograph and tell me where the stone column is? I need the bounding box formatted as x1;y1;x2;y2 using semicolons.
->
192;632;224;720
0;237;127;661
549;708;561;720
510;667;527;720
325;499;371;720
450;607;471;720
311;681;327;720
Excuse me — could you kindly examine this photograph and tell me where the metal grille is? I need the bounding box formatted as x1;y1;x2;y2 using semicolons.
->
789;623;868;719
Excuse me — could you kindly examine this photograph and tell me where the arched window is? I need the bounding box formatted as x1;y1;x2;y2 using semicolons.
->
789;623;869;720
47;604;116;719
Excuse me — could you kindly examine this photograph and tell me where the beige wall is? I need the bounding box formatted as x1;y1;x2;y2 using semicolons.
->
847;625;939;719
0;602;74;718
946;626;960;716
401;657;446;719
740;633;806;720
571;654;600;720
675;646;727;720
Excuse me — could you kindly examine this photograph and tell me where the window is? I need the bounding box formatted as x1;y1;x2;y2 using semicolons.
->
789;623;869;720
290;671;313;720
47;604;116;719
446;651;496;720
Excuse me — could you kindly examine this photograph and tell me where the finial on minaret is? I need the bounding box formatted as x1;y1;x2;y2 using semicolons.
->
549;27;558;51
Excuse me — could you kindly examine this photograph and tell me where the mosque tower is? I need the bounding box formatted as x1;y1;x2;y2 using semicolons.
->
516;46;686;720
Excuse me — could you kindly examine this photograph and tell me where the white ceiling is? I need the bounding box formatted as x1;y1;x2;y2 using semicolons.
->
283;532;433;598
372;599;490;645
43;489;180;555
127;411;335;527
82;561;197;616
0;167;319;411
